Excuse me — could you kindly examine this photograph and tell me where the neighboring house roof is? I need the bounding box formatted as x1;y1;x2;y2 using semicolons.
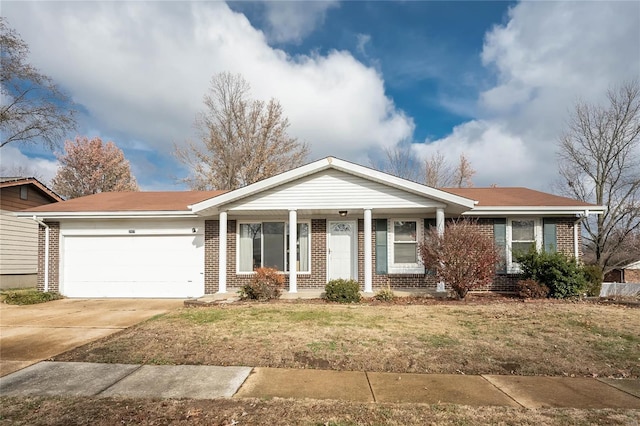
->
443;187;603;216
619;260;640;270
0;177;63;203
23;191;225;216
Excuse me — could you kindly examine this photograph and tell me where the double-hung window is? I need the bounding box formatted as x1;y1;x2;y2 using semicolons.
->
238;221;310;273
506;218;542;272
388;219;423;274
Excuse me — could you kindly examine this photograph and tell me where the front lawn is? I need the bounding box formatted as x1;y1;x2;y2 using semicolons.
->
1;396;638;425
55;298;640;378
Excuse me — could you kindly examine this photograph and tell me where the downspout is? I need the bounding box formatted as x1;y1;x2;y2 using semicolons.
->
32;216;49;292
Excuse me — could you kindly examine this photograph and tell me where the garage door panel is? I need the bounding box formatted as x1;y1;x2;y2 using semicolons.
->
62;235;204;298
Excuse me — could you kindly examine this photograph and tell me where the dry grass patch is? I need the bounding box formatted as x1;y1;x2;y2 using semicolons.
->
56;301;640;378
1;396;639;426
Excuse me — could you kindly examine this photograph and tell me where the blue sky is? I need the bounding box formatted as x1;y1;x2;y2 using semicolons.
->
2;1;638;192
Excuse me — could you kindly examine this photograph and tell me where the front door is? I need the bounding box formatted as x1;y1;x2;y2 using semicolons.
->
327;221;357;281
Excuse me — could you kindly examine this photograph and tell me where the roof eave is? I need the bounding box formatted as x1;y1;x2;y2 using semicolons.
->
16;210;197;220
464;206;606;216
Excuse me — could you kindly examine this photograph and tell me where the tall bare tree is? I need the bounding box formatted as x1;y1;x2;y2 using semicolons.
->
176;72;309;190
370;144;422;182
52;136;138;199
557;80;640;272
424;150;453;187
0;18;76;149
453;153;475;188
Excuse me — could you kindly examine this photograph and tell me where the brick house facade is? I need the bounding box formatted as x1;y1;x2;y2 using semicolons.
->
24;157;603;298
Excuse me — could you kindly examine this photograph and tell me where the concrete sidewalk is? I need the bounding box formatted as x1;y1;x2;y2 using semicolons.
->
1;362;639;409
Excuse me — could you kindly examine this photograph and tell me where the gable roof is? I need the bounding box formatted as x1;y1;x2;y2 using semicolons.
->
0;177;63;202
190;157;477;216
22;191;225;217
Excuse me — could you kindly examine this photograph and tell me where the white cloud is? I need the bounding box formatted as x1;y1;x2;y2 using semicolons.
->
262;1;339;44
417;1;640;190
0;146;59;184
356;33;371;56
3;1;412;182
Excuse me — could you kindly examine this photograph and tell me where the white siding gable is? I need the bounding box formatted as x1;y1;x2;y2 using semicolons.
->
224;169;444;211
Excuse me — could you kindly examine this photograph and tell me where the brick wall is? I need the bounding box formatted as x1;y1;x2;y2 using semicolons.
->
556;217;577;257
624;269;640;283
204;220;219;294
37;222;59;292
201;216;580;294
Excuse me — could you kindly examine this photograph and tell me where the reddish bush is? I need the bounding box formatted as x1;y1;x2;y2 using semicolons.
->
517;279;550;299
419;219;500;300
238;267;284;301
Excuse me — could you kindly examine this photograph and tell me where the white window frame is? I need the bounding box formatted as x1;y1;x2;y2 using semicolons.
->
388;218;425;274
236;220;311;274
506;218;543;273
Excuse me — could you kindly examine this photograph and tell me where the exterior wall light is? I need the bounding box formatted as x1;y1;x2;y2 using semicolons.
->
339;210;348;217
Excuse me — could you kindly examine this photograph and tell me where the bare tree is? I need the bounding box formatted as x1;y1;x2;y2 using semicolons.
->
176;72;309;190
453;153;475;188
424;150;453;187
0;18;76;149
370;144;422;182
52;136;138;199
557;80;640;272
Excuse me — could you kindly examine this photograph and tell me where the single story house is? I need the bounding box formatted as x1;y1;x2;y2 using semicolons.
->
1;177;63;288
604;260;640;283
19;157;604;298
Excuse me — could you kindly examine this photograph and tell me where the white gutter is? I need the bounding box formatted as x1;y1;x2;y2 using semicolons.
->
16;210;195;220
32;216;49;292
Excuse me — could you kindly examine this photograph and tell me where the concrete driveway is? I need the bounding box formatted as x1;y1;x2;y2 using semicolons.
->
0;298;182;377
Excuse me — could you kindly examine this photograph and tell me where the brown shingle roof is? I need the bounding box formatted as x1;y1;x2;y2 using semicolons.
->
441;187;596;207
24;191;225;212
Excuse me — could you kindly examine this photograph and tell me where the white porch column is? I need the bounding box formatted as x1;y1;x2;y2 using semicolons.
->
364;208;373;293
435;207;446;292
436;207;445;236
288;209;297;293
218;210;227;293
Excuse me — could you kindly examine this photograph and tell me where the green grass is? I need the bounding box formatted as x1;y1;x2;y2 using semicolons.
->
419;333;461;348
1;288;63;305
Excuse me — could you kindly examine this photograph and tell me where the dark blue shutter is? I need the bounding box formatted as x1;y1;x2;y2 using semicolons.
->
375;219;387;274
494;219;507;273
543;219;557;252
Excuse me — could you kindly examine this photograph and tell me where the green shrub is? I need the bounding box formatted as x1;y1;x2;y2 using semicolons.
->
324;279;361;303
238;267;284;301
374;286;395;302
2;290;63;305
515;249;587;299
582;264;603;297
516;279;549;299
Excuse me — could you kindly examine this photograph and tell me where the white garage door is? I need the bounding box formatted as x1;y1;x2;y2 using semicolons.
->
62;234;204;298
